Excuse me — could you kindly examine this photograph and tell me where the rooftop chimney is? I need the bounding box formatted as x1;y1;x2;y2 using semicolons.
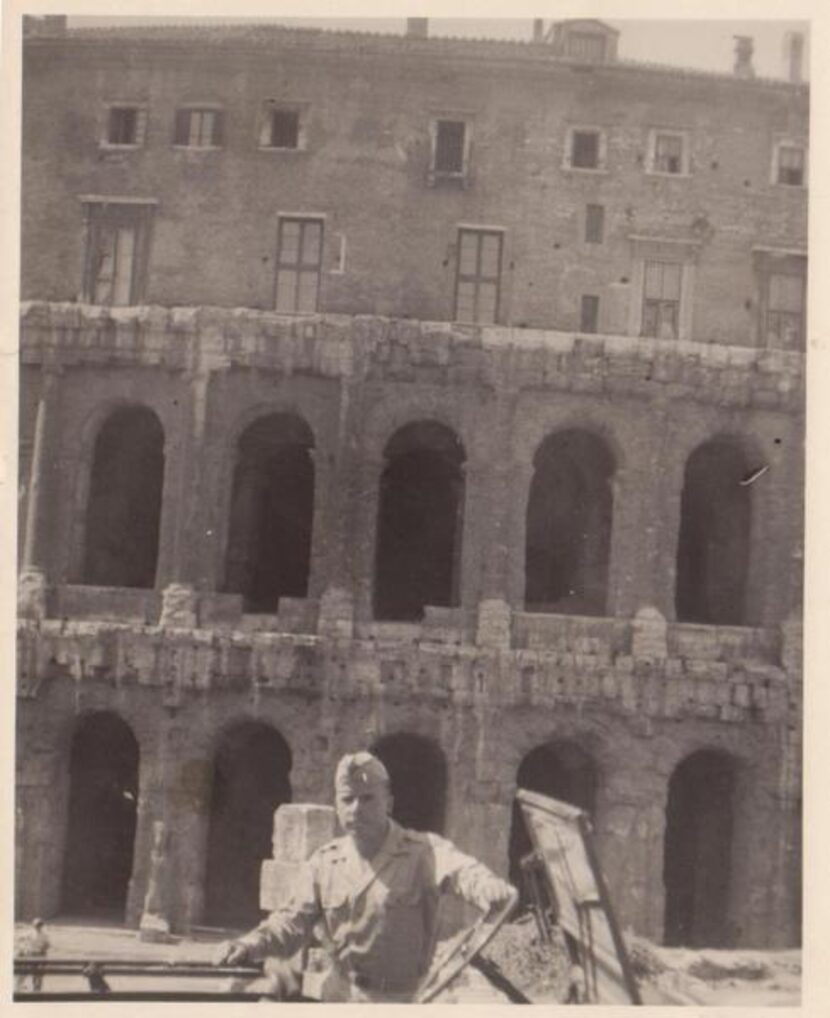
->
532;19;545;43
784;31;805;84
406;18;428;39
733;35;755;79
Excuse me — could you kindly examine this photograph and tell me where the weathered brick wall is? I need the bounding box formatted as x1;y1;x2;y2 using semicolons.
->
21;30;807;343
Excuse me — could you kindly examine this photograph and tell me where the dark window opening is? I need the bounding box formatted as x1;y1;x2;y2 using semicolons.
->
509;741;597;900
777;145;805;186
107;106;143;145
675;438;751;625
267;109;300;149
664;750;736;947
275;217;323;313
223;413;315;613
61;712;139;918
434;120;466;174
654;133;684;174
174;108;223;147
580;294;600;333
82;201;154;306
374;421;466;621
524;429;614;616
371;733;447;834
585;203;604;244
82;406;164;589
571;130;600;169
455;228;502;324
205;722;292;929
642;260;682;339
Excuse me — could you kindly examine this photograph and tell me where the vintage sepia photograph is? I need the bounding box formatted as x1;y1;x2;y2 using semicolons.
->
11;5;815;1006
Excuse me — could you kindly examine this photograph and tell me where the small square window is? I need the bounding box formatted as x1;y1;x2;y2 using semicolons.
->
585;204;605;244
654;133;684;174
571;130;600;169
434;120;466;174
776;145;805;186
174;108;224;148
105;106;147;147
580;295;600;333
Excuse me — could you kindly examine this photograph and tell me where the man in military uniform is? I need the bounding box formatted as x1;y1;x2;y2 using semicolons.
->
216;751;514;1002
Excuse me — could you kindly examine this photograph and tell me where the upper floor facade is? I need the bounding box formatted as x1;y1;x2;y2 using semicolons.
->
21;19;808;349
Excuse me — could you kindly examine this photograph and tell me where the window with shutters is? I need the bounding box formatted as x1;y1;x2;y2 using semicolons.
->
454;228;503;324
275;217;323;313
564;126;607;171
174;107;224;148
773;142;806;187
585;204;605;244
642;261;682;339
647;129;689;176
103;105;147;148
580;295;600;334
259;104;307;150
81;200;155;306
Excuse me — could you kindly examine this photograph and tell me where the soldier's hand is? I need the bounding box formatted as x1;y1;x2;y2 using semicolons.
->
214;940;251;967
484;880;517;914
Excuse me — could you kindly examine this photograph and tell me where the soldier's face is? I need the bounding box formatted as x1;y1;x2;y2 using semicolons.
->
336;783;391;854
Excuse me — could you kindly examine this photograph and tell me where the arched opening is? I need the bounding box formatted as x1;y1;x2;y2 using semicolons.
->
525;429;614;615
675;439;752;625
82;406;165;588
509;741;598;895
223;414;315;613
374;421;466;621
60;712;139;918
370;733;448;833
663;750;737;947
204;722;292;929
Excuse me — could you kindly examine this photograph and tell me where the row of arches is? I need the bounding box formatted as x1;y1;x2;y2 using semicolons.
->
78;406;756;625
59;711;740;946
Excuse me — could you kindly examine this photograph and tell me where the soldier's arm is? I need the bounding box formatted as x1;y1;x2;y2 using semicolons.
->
429;835;515;913
223;856;322;964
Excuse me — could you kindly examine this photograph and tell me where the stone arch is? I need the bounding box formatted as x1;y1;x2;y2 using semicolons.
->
524;429;615;615
204;721;292;929
509;739;599;892
370;732;448;834
81;404;165;588
675;436;754;625
223;412;315;612
663;749;738;947
60;711;139;918
373;420;466;621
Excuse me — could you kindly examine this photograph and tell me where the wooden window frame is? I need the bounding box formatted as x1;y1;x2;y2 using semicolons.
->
428;115;474;186
585;203;605;244
259;102;309;151
173;106;225;149
772;140;807;188
563;125;608;172
753;248;807;349
646;129;690;177
274;215;325;314
80;199;156;306
454;227;503;325
101;104;148;149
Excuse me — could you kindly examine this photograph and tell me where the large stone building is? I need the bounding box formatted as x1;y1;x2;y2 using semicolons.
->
17;16;805;949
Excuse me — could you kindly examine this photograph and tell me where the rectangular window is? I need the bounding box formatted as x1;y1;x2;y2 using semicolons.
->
654;132;684;174
571;129;600;169
585;204;605;244
259;105;305;150
580;295;600;334
777;145;805;186
105;106;147;146
82;201;154;306
766;272;805;347
174;108;223;147
434;120;466;174
275;217;323;313
455;228;502;324
642;261;682;339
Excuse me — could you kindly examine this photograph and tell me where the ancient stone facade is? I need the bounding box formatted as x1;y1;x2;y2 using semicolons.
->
17;18;804;950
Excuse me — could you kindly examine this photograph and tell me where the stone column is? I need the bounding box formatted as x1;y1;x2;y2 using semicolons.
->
18;369;59;619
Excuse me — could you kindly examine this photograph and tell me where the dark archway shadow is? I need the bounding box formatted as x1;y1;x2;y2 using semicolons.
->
60;712;139;919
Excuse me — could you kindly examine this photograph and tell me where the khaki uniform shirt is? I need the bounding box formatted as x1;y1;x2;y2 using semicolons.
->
238;819;511;1001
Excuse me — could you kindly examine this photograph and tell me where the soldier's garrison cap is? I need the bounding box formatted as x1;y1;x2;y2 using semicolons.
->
335;751;390;794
